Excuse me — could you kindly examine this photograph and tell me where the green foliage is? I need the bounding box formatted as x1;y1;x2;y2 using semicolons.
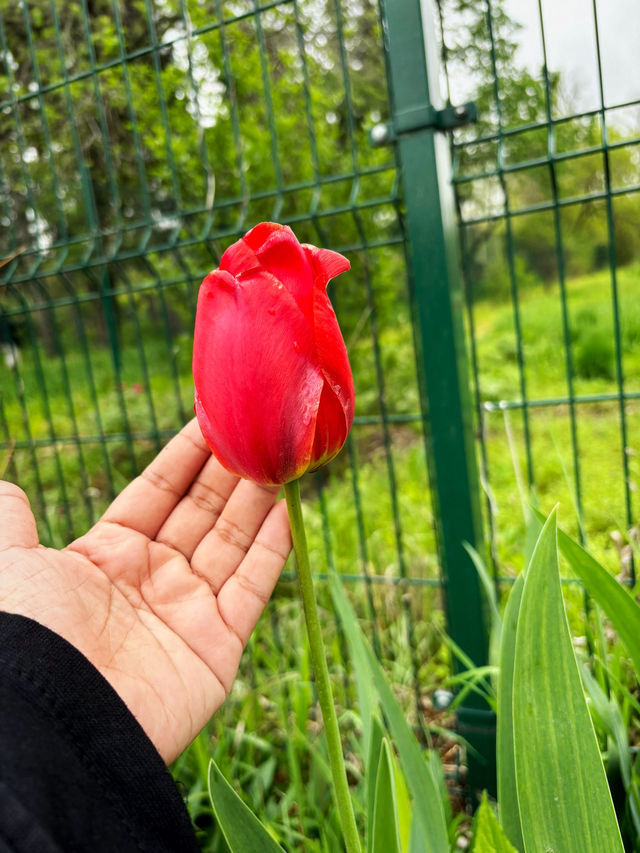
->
495;572;524;850
510;511;623;851
467;261;640;566
370;739;402;853
1;0;403;377
208;758;285;852
175;568;455;853
330;573;450;853
472;794;517;853
190;511;640;852
470;507;640;849
442;0;640;297
172;602;352;852
550;515;640;677
571;307;615;381
365;716;386;851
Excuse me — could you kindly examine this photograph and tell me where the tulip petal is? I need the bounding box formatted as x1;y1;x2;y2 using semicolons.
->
219;236;261;278
245;224;315;321
308;379;351;472
194;224;355;485
193;269;324;485
302;243;355;432
242;221;286;247
303;245;351;283
311;287;355;427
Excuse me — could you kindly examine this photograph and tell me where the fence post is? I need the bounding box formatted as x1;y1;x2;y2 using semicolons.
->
375;0;496;799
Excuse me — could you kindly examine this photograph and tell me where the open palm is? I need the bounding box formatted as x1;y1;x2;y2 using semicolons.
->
0;419;291;763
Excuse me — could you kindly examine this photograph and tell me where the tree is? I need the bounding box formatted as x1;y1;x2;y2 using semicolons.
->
436;0;640;297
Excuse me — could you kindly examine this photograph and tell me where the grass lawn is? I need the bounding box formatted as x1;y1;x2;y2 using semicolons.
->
471;262;640;573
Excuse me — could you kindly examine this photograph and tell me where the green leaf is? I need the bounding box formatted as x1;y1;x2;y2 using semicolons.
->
580;663;631;785
408;817;427;853
496;571;525;852
463;542;503;707
330;574;449;853
539;510;640;837
366;715;386;852
393;752;413;853
329;572;378;769
554;516;640;676
207;758;285;853
464;542;502;636
371;739;402;853
472;792;518;852
523;505;543;569
425;750;451;829
512;510;624;852
359;643;449;850
366;730;411;853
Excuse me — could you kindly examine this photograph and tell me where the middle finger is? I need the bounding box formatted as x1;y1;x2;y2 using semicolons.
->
155;454;239;559
190;479;281;593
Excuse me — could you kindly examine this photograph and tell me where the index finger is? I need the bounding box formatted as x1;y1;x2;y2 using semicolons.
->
0;481;39;551
102;419;212;538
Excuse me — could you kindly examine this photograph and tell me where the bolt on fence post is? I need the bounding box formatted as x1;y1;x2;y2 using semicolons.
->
377;0;496;800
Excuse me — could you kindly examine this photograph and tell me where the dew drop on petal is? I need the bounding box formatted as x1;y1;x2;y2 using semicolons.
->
268;307;276;316
333;384;341;394
293;341;300;353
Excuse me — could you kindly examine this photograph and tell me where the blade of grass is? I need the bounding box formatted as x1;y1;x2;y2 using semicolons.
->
464;542;502;676
580;662;640;839
464;542;501;631
580;662;631;788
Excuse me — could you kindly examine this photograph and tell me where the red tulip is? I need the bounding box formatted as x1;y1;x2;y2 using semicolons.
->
193;222;355;486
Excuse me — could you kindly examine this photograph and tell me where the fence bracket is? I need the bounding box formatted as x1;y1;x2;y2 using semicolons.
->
369;101;477;146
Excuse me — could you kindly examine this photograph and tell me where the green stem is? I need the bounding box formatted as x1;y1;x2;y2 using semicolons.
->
283;479;362;853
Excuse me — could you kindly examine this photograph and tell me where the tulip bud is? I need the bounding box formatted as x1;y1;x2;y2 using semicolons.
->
193;222;355;485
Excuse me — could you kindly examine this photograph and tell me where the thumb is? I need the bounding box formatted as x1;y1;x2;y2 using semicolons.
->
0;481;39;550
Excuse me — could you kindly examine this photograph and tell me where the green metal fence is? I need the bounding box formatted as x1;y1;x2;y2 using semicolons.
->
441;0;640;582
0;0;412;542
2;0;638;805
0;0;457;763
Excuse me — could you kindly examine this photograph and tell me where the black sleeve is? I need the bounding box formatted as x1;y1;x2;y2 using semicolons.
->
0;612;200;853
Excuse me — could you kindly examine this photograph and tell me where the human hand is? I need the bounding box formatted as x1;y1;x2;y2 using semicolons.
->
0;419;291;763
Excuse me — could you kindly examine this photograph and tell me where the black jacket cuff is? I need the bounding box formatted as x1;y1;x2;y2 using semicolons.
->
0;612;200;852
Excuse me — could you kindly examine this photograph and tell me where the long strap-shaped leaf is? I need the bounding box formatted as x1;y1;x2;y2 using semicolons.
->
371;738;403;853
533;507;640;675
208;758;285;853
553;515;640;676
497;571;525;851
512;510;623;852
330;574;449;853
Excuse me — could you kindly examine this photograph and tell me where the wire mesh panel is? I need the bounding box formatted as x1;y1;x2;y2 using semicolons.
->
438;0;640;578
0;5;408;522
8;0;636;814
0;0;451;807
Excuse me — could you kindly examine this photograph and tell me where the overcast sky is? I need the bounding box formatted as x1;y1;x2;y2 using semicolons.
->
504;0;640;124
